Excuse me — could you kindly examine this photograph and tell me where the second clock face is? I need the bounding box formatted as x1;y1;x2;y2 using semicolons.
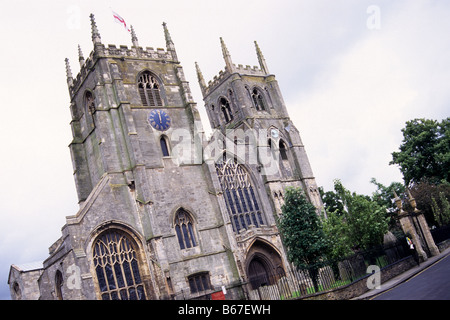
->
148;109;171;131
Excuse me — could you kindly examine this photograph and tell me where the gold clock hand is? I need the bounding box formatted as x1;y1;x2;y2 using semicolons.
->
157;110;162;122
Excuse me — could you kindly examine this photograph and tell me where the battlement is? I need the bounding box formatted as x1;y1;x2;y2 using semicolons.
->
197;39;272;98
104;44;174;61
203;64;267;97
66;15;179;97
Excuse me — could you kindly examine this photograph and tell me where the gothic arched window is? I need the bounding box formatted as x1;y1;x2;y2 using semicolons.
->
220;97;233;123
92;229;146;300
174;209;197;249
279;140;288;161
251;88;266;111
160;135;170;157
138;71;163;107
84;91;96;129
55;270;63;300
215;160;266;232
85;91;96;115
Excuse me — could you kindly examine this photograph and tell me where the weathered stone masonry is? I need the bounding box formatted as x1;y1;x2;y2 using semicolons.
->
8;15;323;300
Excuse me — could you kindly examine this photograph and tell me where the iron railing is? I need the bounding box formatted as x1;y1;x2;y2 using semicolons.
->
242;240;410;300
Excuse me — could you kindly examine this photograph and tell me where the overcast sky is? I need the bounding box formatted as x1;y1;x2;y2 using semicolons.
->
1;0;449;299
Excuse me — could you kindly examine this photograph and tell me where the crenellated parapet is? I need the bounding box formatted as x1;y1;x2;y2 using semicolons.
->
197;39;272;99
66;15;179;99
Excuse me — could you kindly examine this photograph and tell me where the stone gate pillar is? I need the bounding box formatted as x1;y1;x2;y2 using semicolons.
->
394;191;440;262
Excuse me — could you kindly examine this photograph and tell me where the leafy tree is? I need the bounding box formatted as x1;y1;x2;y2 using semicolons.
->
370;178;406;230
321;180;390;256
321;210;352;261
319;186;345;216
390;118;450;185
277;187;328;291
409;179;450;226
370;178;406;214
431;192;450;227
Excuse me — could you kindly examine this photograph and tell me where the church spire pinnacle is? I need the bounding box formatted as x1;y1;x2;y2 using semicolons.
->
195;62;207;96
163;22;178;62
220;37;235;73
65;58;73;87
130;25;139;48
90;13;102;45
78;45;85;67
254;41;269;75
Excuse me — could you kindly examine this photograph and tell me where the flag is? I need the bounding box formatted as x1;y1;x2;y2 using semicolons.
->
112;10;130;32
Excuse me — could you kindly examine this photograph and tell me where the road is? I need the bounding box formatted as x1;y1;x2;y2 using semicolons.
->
373;254;450;300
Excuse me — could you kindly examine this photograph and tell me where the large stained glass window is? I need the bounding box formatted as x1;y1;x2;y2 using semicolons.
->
93;229;146;300
215;160;266;232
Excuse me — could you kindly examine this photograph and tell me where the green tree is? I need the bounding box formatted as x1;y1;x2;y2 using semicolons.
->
277;187;328;291
319;186;345;216
409;179;450;226
370;178;406;214
370;178;406;230
324;180;390;253
390;118;450;185
321;210;352;261
432;192;450;227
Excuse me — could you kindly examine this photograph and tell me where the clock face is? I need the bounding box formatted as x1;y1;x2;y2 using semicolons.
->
148;109;171;131
270;129;279;139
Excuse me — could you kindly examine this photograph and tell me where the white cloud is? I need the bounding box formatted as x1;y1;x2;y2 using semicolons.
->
1;0;449;299
289;1;450;195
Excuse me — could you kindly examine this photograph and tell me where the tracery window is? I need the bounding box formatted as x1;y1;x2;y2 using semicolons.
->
138;71;163;107
251;88;267;111
220;97;233;123
174;209;197;250
93;229;146;300
215;159;266;232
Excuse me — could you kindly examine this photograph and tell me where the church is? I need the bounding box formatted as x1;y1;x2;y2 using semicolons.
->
8;14;323;300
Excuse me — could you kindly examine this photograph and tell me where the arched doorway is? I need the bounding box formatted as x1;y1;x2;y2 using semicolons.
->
245;239;284;290
248;255;272;289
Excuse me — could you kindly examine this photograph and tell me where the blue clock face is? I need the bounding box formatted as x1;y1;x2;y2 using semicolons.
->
148;109;171;131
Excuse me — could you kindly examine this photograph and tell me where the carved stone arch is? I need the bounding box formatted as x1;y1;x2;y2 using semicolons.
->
171;207;199;250
169;206;198;227
87;221;155;300
245;238;285;290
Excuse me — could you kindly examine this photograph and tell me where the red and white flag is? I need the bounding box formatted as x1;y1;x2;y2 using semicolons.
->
112;10;130;32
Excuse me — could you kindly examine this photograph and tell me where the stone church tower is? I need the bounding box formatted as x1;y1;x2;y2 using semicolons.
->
8;15;322;300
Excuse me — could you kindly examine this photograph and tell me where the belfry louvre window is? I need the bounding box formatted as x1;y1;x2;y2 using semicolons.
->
215;160;266;232
175;209;197;249
138;72;163;107
251;88;267;111
93;229;146;300
220;97;233;123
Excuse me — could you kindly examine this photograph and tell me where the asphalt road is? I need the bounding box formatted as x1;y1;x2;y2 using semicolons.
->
373;254;450;300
